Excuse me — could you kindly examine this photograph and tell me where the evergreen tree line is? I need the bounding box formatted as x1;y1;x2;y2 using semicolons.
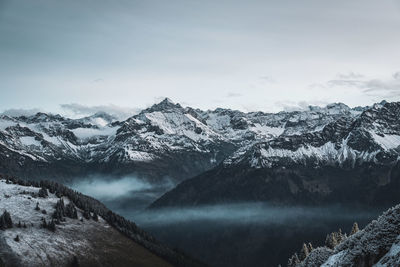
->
1;175;204;267
287;222;360;267
0;210;13;230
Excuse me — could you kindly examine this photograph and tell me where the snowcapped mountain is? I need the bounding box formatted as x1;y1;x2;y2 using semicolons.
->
150;101;400;208
0;176;202;267
0;98;363;183
1;98;400;205
226;101;400;168
288;202;400;267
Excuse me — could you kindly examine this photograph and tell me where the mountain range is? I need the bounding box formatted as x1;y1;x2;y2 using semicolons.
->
1;99;400;208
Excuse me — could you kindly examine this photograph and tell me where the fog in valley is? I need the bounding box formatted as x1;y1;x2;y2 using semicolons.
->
73;176;386;266
69;175;175;214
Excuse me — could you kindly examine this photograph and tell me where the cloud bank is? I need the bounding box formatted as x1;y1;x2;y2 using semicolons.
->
0;108;43;117
61;103;139;120
327;71;400;98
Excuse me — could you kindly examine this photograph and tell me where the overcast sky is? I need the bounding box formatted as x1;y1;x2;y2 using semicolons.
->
1;0;400;116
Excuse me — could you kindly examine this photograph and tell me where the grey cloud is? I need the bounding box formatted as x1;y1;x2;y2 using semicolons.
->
61;103;139;120
227;92;242;98
336;72;364;79
275;100;330;112
0;108;43;117
259;76;276;83
327;72;400;98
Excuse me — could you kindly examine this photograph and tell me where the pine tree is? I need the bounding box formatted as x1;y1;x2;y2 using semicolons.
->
83;208;91;220
337;228;345;243
35;202;40;211
17;221;21;228
48;220;56;232
0;211;13;230
42;218;48;228
53;199;66;221
307;242;313;252
92;212;99;221
38;187;48;198
288;253;300;267
325;233;338;249
14;235;20;242
65;203;78;219
299;243;309;260
350;222;359;235
1;210;13;229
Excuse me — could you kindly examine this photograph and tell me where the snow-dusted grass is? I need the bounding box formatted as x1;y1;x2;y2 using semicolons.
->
0;180;110;266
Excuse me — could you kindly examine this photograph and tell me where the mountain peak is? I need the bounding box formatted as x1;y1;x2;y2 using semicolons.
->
161;97;175;105
144;98;183;113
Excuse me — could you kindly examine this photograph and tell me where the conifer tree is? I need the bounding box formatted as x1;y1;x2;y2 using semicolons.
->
0;210;13;229
350;222;359;235
307;242;313;252
38;187;48;198
42;218;48;228
299;243;309;260
83;208;91;220
288;253;300;267
48;220;56;232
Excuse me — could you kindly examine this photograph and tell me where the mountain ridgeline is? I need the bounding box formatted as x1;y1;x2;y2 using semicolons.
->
150;100;400;208
1;99;400;208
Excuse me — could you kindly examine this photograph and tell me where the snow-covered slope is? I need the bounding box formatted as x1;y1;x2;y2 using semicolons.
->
150;101;400;208
289;203;400;267
0;177;201;267
224;101;400;169
1;99;399;185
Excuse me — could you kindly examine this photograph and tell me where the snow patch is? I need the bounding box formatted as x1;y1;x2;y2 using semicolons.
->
370;132;400;150
0;120;16;131
19;136;41;147
321;250;346;266
250;124;284;137
71;126;118;139
125;149;156;162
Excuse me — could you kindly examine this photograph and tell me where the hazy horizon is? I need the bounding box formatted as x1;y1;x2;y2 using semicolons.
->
0;97;393;120
1;0;400;115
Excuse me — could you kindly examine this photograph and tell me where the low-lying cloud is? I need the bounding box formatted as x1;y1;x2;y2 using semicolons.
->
135;203;379;226
275;100;330;112
61;103;140;120
70;176;154;200
0;108;43;117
